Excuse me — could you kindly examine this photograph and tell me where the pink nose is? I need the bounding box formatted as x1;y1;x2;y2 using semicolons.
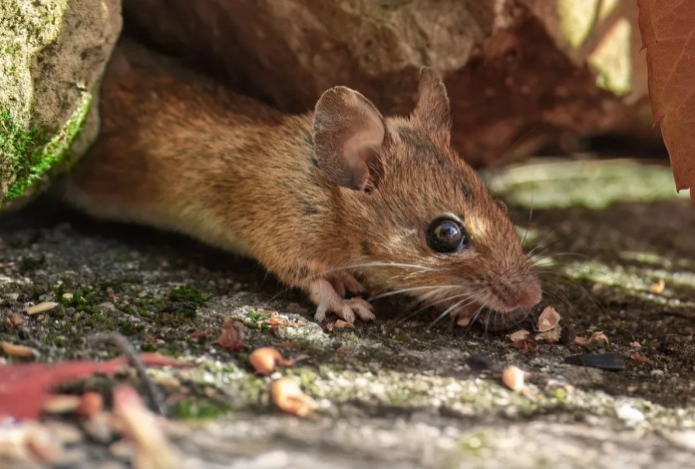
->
515;285;542;308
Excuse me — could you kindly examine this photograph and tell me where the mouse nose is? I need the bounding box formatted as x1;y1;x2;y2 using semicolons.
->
514;283;542;309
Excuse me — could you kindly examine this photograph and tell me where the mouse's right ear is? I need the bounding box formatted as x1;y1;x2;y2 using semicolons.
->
313;87;387;191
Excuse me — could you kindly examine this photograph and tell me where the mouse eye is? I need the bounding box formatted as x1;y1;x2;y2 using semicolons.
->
427;217;467;253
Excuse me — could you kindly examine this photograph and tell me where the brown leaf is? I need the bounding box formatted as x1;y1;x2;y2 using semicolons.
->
535;326;562;344
512;338;538;352
537;306;561;332
638;0;695;202
215;318;245;352
5;313;25;328
508;329;530;342
631;352;651;364
189;328;215;339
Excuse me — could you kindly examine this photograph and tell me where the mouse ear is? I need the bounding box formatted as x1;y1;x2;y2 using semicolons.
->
412;67;452;143
313;86;387;190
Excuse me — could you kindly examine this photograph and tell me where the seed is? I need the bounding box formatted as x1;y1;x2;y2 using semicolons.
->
501;365;525;392
269;377;317;417
249;347;283;375
25;302;58;315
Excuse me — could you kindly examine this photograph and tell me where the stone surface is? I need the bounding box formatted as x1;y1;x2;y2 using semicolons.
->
122;0;657;167
1;158;694;467
0;0;122;208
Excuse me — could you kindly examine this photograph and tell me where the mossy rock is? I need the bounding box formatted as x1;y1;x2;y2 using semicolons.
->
0;0;122;209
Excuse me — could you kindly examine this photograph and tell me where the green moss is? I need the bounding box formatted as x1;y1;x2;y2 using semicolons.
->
459;430;487;454
482;159;686;210
169;285;211;304
0;112;48;202
1;93;92;206
140;343;157;352
171;397;233;420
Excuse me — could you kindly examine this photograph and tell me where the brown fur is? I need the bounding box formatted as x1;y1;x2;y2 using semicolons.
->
64;41;541;321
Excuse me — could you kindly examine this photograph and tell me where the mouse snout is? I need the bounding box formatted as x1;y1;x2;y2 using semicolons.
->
514;282;542;309
489;274;542;312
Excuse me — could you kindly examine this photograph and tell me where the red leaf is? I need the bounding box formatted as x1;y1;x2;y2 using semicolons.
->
0;354;192;420
215;318;245;352
638;0;695;202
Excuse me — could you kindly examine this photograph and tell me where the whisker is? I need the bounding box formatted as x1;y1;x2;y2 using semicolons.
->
428;298;475;331
322;262;436;275
394;291;477;328
368;285;459;302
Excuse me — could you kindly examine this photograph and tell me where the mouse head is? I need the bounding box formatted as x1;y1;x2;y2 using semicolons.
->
312;67;542;320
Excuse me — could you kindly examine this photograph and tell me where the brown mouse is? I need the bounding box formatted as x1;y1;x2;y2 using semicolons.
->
63;42;542;324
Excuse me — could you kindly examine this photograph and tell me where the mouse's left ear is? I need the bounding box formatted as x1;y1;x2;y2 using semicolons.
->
313;86;388;191
412;67;452;144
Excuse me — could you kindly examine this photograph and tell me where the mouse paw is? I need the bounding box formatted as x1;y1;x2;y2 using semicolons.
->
309;279;375;323
328;272;365;298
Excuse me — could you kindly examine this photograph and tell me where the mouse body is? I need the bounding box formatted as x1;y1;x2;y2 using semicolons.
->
63;43;542;324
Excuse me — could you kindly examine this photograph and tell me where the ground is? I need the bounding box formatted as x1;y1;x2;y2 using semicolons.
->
1;157;695;468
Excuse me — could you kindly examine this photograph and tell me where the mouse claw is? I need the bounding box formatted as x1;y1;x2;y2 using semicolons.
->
346;298;375;322
309;278;375;323
314;304;328;322
329;272;365;298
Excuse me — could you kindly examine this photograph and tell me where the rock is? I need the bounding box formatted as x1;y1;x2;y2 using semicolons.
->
122;0;654;167
0;0;122;209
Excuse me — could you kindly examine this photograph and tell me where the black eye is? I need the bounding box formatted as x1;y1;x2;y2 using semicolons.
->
427;217;467;253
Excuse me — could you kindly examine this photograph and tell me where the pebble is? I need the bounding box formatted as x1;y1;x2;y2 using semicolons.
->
616;404;645;423
97;302;117;313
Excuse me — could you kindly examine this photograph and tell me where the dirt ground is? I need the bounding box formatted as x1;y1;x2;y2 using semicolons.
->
1;157;695;468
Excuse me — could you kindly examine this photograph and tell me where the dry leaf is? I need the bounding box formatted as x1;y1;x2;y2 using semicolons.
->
189;328;215;340
508;329;530;342
574;336;591;346
502;366;525;392
638;0;695;203
270;377;317;417
215;318;245;352
1;341;39;359
535;326;562;344
575;331;610;346
650;279;666;294
25;302;58;315
631;352;651;364
537;306;561;332
512;338;538;352
5;313;24;328
590;331;609;344
630;341;642;349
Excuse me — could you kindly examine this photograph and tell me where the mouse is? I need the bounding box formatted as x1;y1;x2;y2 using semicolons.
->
62;41;542;325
